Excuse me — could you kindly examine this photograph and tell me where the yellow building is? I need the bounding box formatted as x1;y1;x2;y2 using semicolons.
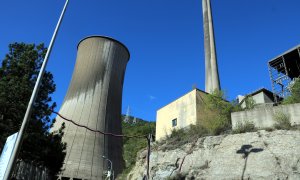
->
156;89;208;141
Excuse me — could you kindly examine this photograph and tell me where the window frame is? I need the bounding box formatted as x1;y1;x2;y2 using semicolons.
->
172;118;177;127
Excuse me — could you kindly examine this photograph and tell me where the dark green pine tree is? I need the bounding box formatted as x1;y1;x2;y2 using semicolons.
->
0;42;66;177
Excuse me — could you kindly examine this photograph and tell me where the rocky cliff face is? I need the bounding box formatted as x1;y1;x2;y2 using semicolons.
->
127;130;300;179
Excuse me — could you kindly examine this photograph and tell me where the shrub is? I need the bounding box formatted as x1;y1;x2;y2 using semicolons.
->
232;121;256;134
159;124;209;151
119;120;155;178
231;100;243;112
283;78;300;104
244;96;256;110
199;90;233;135
169;128;186;139
273;111;292;130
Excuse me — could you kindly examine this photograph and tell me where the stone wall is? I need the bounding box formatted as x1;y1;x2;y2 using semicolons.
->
231;103;300;129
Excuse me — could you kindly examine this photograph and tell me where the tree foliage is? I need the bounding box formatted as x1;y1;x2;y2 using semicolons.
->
119;117;155;178
198;90;233;135
283;78;300;104
0;43;66;177
244;96;256;110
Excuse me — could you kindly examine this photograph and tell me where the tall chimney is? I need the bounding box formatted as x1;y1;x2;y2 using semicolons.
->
203;0;220;93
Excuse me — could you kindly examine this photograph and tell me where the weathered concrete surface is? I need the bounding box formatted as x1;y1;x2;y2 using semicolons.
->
128;130;300;180
232;103;300;129
52;36;130;180
156;89;208;141
203;0;220;93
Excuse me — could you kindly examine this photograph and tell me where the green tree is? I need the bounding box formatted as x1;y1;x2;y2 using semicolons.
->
119;116;155;178
199;90;233;135
283;78;300;104
0;42;66;177
244;96;256;110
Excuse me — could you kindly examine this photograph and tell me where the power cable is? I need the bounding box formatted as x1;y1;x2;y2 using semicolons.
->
51;110;147;139
50;109;151;179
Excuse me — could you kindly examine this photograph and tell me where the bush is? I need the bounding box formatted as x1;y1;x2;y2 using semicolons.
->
232;121;256;134
159;125;209;151
199;90;233;135
244;96;256;110
273;111;292;130
169;128;186;139
283;78;300;104
231;100;243;112
119;120;155;178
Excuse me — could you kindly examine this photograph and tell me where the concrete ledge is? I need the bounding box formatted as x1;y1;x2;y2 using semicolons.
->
231;103;300;129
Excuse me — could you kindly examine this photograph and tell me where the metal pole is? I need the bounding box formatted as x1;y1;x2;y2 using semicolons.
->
146;134;151;180
110;159;114;180
3;0;69;179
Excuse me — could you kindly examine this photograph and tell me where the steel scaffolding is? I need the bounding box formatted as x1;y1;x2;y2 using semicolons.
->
268;45;300;103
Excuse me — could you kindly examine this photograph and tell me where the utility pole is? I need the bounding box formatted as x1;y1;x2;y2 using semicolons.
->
3;0;69;179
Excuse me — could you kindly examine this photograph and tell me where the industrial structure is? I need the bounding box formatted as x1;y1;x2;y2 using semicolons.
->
156;89;208;141
202;0;220;93
268;45;300;102
237;88;281;109
52;36;130;180
156;0;222;140
231;101;300;130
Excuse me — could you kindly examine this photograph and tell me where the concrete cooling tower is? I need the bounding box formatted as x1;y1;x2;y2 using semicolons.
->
52;36;130;180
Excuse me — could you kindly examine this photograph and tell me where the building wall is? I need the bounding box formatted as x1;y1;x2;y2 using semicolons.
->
52;36;129;180
240;92;274;108
231;103;300;129
262;93;274;104
155;89;208;141
156;89;198;141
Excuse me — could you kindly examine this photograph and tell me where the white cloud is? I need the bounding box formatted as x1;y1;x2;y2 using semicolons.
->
149;95;157;101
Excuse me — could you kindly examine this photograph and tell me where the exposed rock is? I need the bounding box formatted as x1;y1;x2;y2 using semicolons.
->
127;130;300;180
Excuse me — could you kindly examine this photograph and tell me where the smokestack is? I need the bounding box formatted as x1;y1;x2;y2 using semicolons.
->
202;0;220;93
52;36;130;179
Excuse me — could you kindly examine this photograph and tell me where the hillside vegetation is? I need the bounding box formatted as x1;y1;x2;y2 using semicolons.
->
283;78;300;104
120;115;155;178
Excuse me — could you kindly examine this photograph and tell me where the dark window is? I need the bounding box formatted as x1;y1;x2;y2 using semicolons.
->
172;119;177;127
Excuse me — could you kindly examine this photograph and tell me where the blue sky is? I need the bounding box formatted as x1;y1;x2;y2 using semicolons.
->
0;0;299;121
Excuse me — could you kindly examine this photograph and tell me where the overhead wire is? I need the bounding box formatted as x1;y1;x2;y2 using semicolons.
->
51;110;147;139
50;109;151;179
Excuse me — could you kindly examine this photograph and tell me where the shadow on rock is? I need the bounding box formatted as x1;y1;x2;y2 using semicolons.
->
236;145;263;180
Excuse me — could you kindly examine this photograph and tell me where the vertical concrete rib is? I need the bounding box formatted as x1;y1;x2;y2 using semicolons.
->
203;0;220;93
52;36;130;180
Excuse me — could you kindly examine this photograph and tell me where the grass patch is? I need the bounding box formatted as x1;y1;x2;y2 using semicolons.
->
232;121;256;134
273;111;292;130
158;125;209;151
